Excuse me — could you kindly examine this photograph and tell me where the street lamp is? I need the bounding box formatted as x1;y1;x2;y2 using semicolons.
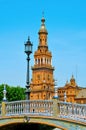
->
24;36;33;100
3;84;7;101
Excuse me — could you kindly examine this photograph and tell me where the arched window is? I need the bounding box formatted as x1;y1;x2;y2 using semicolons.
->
48;75;50;80
45;58;46;64
40;38;42;42
35;59;37;64
47;59;48;64
41;58;43;64
44;86;45;89
38;59;40;64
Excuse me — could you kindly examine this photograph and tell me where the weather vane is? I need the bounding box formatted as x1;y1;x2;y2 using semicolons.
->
42;11;44;17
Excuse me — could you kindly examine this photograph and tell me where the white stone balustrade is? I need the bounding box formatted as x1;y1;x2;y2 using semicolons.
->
5;100;53;116
59;102;86;122
1;99;86;123
0;104;1;116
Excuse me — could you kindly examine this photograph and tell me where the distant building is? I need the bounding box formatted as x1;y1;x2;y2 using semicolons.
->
75;88;86;104
58;75;82;103
30;17;55;100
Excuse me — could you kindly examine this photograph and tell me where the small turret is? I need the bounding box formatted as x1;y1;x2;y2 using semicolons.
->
70;75;76;86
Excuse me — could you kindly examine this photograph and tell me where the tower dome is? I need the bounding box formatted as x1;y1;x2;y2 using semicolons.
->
38;17;48;34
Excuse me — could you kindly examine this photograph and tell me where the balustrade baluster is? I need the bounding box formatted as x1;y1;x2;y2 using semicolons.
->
12;104;14;114
20;102;22;113
18;103;20;114
73;104;76;118
84;106;86;119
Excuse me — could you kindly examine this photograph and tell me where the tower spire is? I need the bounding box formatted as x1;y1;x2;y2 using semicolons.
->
38;16;48;47
38;16;48;35
41;11;45;25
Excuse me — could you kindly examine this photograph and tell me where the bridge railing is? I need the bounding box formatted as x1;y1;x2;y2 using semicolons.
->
59;101;86;122
0;103;1;116
1;99;86;123
4;100;53;116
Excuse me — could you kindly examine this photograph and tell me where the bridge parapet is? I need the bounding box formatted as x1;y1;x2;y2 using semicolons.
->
59;101;86;122
0;99;86;123
0;100;86;130
1;100;54;117
0;104;1;116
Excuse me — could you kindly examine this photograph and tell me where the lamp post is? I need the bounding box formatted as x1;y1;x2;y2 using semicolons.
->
53;80;58;99
24;36;33;100
3;84;7;101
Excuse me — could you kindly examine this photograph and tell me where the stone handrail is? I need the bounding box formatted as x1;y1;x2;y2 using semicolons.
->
0;104;1;116
4;100;53;116
59;101;86;122
1;99;86;123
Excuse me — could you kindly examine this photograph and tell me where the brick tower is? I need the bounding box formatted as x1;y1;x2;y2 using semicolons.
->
30;17;55;100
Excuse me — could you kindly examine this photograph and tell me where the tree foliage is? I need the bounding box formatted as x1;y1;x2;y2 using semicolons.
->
0;84;26;102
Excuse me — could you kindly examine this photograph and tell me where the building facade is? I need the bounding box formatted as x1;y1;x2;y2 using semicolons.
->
75;88;86;104
58;75;82;103
30;17;55;100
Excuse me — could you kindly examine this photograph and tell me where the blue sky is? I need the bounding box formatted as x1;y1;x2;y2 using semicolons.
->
0;0;86;87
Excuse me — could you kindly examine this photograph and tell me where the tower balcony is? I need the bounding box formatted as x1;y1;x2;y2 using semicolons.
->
31;64;54;71
30;87;54;92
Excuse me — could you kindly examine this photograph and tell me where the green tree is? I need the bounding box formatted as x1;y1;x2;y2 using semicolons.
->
0;84;4;102
0;84;26;102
